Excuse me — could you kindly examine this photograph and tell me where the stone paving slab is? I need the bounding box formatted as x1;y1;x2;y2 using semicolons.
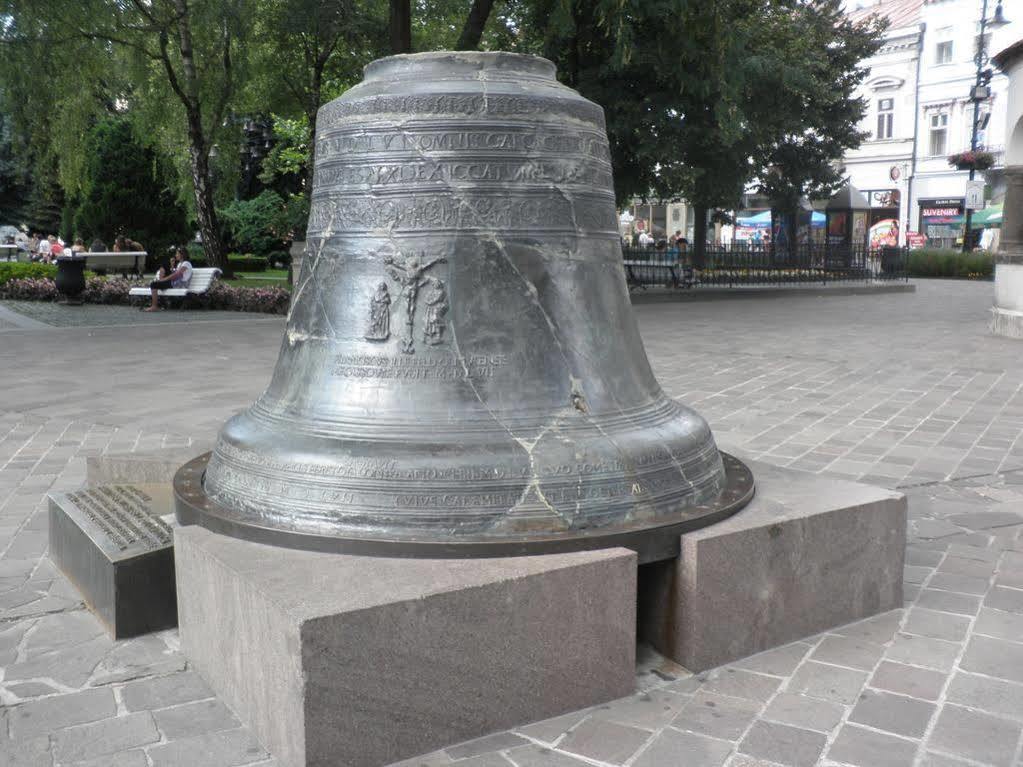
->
0;299;279;330
1;280;1023;767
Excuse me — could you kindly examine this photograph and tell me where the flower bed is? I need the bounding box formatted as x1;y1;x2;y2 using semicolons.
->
0;262;58;286
0;276;291;315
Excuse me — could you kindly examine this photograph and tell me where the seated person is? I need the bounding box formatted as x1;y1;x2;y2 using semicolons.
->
114;235;145;252
89;237;106;252
144;247;193;312
34;235;51;262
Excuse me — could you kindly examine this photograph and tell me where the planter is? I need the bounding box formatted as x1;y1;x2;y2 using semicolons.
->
54;256;86;305
949;152;995;171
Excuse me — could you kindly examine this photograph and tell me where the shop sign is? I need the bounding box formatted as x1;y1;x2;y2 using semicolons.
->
869;189;900;208
920;198;964;218
965;180;985;211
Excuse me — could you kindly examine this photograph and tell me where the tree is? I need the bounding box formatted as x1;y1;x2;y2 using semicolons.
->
456;0;498;50
388;0;505;53
531;0;777;265
5;0;250;272
528;0;883;266
757;0;886;249
73;118;189;253
248;0;385;191
0;110;28;225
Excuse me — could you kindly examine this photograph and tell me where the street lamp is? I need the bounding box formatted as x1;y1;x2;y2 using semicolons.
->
963;0;1009;252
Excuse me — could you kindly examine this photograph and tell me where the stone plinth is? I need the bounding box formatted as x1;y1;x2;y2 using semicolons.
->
638;460;906;672
175;527;636;767
991;166;1023;338
86;445;212;486
48;484;178;638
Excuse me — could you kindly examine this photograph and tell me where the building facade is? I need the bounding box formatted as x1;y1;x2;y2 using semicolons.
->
844;0;1017;247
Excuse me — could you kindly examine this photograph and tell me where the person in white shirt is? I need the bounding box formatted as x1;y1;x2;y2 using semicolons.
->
144;247;193;312
36;235;52;262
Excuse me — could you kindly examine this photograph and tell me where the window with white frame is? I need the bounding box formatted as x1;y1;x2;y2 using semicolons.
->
936;39;954;64
929;113;948;156
877;98;894;139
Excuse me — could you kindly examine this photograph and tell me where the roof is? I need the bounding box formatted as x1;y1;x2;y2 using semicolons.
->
826;184;870;211
993;39;1023;72
847;0;923;29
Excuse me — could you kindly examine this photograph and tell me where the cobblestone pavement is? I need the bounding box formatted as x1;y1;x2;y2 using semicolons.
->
0;300;277;329
1;279;1023;767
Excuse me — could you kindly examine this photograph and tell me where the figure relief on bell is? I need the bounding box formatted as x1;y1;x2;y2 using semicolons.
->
422;278;448;346
382;251;448;354
364;282;392;341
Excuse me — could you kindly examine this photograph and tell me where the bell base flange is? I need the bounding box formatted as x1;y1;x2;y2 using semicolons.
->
173;452;754;564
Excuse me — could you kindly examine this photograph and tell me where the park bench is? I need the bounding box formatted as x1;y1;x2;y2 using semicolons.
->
128;268;222;307
622;254;694;290
83;251;148;276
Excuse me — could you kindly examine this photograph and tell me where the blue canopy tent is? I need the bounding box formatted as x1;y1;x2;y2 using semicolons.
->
737;210;825;228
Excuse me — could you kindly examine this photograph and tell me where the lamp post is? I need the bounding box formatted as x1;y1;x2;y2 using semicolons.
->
963;0;1009;252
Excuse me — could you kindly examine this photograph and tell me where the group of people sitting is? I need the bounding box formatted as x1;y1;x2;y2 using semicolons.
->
24;234;80;262
23;233;146;263
627;229;691;253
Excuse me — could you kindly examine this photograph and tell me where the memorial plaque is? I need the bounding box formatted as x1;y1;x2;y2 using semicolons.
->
48;483;177;638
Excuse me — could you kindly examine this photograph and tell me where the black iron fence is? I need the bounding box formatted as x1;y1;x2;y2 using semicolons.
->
621;244;909;290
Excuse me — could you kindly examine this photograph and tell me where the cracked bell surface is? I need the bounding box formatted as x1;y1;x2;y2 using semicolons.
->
188;51;745;558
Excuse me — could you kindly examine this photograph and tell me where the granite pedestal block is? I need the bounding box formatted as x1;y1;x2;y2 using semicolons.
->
637;460;906;672
175;526;636;767
86;445;212;486
48;483;178;638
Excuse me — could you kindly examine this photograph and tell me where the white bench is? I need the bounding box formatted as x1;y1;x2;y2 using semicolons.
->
84;251;148;276
129;268;222;304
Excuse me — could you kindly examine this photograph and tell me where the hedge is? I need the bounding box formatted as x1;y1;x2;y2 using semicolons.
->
227;254;268;272
0;262;57;286
174;250;269;272
906;249;994;279
0;276;290;314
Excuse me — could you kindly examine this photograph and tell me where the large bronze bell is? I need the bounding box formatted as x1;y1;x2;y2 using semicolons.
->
175;52;753;562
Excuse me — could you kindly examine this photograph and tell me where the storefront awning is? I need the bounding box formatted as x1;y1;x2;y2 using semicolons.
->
970;204;1002;228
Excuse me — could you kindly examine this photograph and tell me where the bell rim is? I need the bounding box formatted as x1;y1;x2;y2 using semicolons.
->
173;452;755;565
362;51;558;82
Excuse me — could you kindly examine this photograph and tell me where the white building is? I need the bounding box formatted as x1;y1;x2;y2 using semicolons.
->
844;0;1016;247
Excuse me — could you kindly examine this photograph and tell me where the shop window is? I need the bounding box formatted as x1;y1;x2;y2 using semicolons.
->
936;40;954;64
877;98;894;139
929;113;948;156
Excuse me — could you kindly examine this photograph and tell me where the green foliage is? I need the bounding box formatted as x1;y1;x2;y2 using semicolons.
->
21;163;64;235
258;115;311;187
72;119;189;255
0;262;57;286
758;1;886;212
264;251;291;268
906;249;994;279
220;190;305;257
227;254;269;272
0;112;29;225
